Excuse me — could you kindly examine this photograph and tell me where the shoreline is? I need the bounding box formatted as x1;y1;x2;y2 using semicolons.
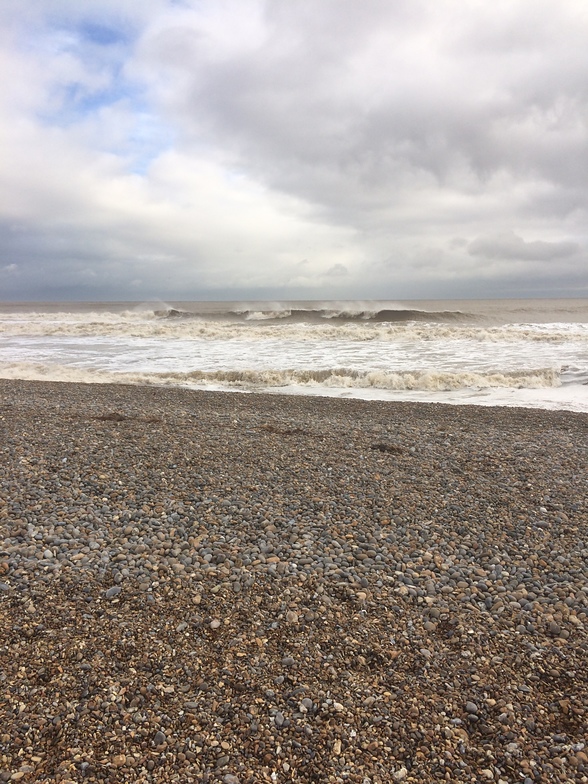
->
1;380;587;783
1;375;587;416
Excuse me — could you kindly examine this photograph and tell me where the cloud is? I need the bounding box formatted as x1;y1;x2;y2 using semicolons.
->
325;263;348;277
468;231;579;262
0;0;587;299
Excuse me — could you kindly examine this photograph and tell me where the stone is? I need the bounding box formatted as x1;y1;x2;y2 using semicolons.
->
153;730;166;746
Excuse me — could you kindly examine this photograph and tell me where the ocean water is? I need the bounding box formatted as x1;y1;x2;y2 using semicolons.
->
1;299;587;412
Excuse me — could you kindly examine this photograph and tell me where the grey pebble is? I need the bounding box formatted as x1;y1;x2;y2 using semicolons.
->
153;730;166;746
105;585;121;599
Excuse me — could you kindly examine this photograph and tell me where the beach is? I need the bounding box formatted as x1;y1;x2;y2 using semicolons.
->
1;379;587;783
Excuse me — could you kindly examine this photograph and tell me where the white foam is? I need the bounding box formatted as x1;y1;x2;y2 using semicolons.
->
1;361;585;412
0;361;562;389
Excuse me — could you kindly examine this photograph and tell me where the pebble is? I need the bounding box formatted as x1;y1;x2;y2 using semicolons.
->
153;730;166;746
1;380;587;784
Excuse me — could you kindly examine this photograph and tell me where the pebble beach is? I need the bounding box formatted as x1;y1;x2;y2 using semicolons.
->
1;379;587;784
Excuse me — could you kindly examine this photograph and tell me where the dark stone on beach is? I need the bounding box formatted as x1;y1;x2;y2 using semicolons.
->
370;442;403;454
153;730;166;746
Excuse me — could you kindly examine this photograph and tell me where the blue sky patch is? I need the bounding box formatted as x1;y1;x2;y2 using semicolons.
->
78;21;131;47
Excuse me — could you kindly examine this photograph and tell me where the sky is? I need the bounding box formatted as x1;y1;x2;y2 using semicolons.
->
0;0;587;301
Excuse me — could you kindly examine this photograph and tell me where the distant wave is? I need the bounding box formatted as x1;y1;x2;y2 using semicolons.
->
154;306;474;324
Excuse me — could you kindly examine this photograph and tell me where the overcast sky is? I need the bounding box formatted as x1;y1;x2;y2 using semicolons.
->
1;0;587;301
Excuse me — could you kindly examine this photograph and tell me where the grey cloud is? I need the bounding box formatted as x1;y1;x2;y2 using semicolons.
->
468;231;579;262
325;263;348;277
143;0;588;220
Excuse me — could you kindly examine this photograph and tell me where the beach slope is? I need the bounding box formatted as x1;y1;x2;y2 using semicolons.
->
1;380;587;782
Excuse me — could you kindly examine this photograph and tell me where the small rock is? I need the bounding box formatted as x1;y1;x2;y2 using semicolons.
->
223;776;240;784
153;730;166;746
210;619;221;629
393;767;408;781
465;701;478;714
281;656;295;667
105;586;121;599
274;711;285;727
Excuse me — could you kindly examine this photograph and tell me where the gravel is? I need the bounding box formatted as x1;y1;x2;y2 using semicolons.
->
1;379;587;783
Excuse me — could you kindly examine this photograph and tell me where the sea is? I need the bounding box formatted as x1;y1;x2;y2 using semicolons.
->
1;299;587;413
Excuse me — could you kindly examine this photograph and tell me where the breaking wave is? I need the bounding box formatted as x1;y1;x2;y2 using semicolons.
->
1;312;586;343
0;361;561;391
